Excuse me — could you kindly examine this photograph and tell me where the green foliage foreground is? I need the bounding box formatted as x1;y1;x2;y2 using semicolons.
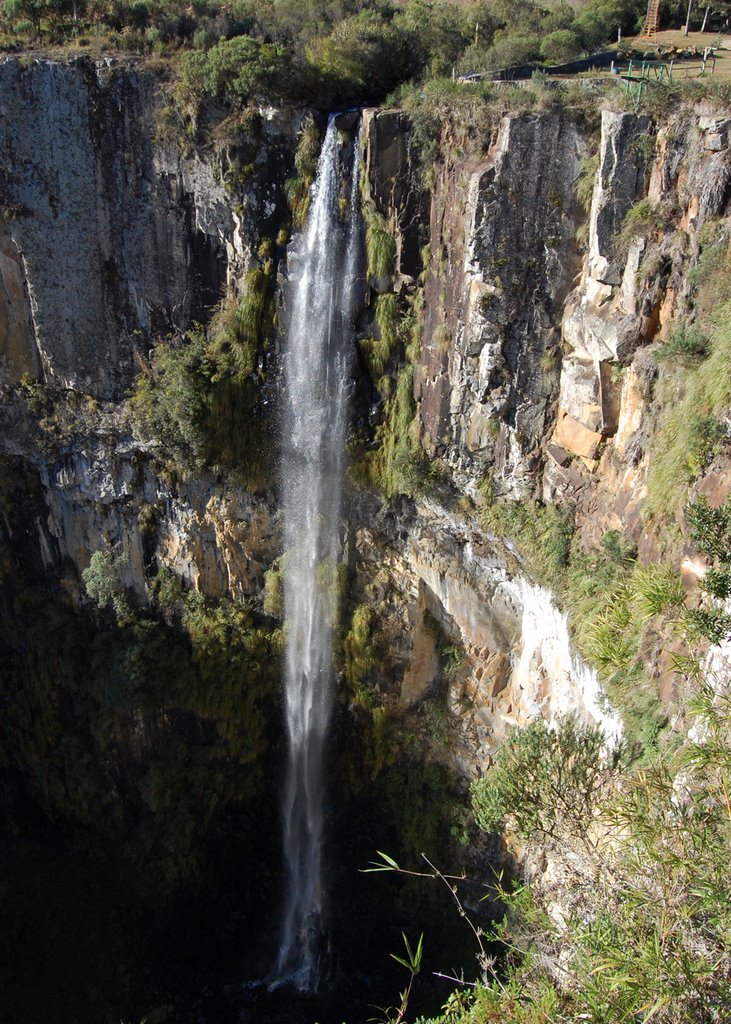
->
409;704;731;1024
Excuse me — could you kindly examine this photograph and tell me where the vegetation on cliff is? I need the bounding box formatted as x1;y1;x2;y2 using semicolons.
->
0;0;680;112
5;7;731;1020
127;257;276;487
407;668;731;1024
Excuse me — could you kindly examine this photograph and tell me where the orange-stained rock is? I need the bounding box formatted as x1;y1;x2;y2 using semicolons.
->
552;409;603;459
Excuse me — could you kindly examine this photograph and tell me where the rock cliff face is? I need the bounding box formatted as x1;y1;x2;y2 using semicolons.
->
0;56;297;398
352;97;731;768
417;112;586;501
3;58;731;786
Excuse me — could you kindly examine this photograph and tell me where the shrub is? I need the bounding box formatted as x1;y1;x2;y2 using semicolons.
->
683;605;731;645
701;566;731;600
483;32;541;70
176;33;293;111
471;715;622;844
305;9;419;107
540;28;580;64
686;495;731;562
655;323;709;365
128;258;275;486
393;0;473;77
82;549;130;622
127;330;210;467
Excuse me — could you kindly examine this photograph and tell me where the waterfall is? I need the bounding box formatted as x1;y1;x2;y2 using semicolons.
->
510;579;623;743
274;117;362;992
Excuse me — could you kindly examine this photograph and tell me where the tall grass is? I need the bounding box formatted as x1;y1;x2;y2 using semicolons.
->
284;118;321;228
364;205;396;279
646;302;731;521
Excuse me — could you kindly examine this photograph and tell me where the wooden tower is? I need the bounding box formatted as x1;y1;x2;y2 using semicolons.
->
642;0;661;38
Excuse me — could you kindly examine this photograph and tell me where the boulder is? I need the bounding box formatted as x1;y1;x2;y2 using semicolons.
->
552;409;603;459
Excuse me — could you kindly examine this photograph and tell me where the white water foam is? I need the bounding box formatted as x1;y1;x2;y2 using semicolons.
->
509;578;622;744
274;117;362;991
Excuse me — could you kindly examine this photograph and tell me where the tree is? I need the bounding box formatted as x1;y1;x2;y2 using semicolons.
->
540;28;581;63
306;10;419;105
82;549;130;621
3;0;51;33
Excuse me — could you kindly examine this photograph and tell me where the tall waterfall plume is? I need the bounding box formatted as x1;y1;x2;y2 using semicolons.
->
275;117;362;991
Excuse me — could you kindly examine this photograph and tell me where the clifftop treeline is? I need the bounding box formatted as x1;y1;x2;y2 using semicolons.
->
0;0;684;108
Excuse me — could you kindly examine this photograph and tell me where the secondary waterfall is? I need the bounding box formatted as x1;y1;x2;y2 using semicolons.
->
275;117;362;991
510;579;622;743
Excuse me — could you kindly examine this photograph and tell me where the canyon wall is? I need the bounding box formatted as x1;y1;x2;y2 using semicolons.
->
2;57;731;780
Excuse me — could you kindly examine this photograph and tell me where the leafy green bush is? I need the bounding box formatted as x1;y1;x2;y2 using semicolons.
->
482;32;541;70
82;549;131;622
393;0;472;77
128;262;275;485
683;605;731;645
471;715;623;845
540;28;580;63
127;330;210;467
178;34;291;107
686;495;731;561
656;322;710;365
395;77;499;164
305;8;419;107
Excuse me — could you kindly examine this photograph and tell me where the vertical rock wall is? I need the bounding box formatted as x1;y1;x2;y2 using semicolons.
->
0;57;296;398
415;113;587;499
4;66;731;774
354;95;731;765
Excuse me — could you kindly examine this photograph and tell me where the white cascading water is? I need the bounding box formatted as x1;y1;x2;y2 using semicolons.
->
510;579;623;744
275;117;361;991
